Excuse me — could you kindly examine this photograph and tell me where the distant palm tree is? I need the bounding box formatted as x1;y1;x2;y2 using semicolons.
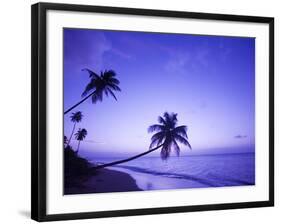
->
68;111;83;146
92;112;191;170
64;136;68;147
74;128;87;154
64;69;121;114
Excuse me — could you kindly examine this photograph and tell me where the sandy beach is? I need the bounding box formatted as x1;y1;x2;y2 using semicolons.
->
65;168;142;195
65;153;254;194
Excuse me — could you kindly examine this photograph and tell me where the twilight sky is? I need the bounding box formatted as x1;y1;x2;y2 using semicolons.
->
64;28;255;157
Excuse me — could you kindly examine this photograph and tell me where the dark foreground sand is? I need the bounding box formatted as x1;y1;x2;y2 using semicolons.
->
65;168;142;195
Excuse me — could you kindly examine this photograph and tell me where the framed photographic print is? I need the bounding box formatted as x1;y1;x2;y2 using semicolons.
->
31;2;274;222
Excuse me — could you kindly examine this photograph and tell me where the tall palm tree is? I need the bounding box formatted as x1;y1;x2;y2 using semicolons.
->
64;69;121;114
68;111;83;146
74;128;88;154
91;112;191;170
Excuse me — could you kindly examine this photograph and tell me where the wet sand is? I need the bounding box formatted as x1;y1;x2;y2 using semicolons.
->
65;168;142;195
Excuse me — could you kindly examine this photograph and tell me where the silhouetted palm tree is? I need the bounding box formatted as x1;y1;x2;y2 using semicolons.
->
75;128;87;154
92;112;191;170
148;112;192;159
64;69;121;114
68;111;83;146
64;136;68;147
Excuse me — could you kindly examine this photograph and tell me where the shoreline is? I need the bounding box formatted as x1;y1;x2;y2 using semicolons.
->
65;168;142;195
65;152;255;194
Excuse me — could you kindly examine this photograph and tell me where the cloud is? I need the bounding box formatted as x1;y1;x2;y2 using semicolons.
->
83;139;107;145
64;29;112;73
64;29;135;75
162;47;191;75
162;43;211;76
110;48;133;60
234;135;247;139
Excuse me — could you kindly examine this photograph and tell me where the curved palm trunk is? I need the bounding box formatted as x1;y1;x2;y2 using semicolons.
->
91;144;163;171
67;122;76;146
64;91;95;115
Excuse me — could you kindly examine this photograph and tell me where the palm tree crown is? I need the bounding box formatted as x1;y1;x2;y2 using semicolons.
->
82;69;121;103
64;136;68;145
75;128;87;141
74;128;87;154
67;111;83;146
148;112;191;160
70;111;83;123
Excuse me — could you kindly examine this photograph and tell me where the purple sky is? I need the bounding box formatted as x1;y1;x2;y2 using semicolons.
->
64;28;255;157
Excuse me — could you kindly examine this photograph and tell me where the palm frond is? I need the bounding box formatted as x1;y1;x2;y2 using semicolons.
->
164;112;178;128
174;134;192;149
104;88;109;97
149;132;165;149
173;125;188;138
103;70;116;78
149;138;161;149
82;68;100;79
91;90;103;103
148;124;165;133
108;83;121;91
151;131;165;142
107;88;118;101
82;80;96;97
107;77;120;85
158;116;167;125
172;140;180;156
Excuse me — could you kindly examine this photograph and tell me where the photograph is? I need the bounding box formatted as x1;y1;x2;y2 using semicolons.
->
63;28;255;195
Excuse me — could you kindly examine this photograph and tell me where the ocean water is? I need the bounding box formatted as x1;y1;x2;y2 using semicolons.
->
92;153;255;191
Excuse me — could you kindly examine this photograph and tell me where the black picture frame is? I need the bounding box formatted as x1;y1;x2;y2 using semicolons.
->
31;2;274;222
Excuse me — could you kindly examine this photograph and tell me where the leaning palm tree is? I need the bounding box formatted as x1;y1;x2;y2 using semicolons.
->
148;112;192;159
64;69;121;114
92;112;191;170
67;111;83;146
74;128;88;154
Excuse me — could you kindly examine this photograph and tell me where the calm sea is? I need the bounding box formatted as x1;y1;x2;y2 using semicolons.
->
91;153;255;190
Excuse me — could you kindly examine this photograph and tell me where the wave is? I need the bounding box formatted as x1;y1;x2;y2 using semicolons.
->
115;165;254;187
